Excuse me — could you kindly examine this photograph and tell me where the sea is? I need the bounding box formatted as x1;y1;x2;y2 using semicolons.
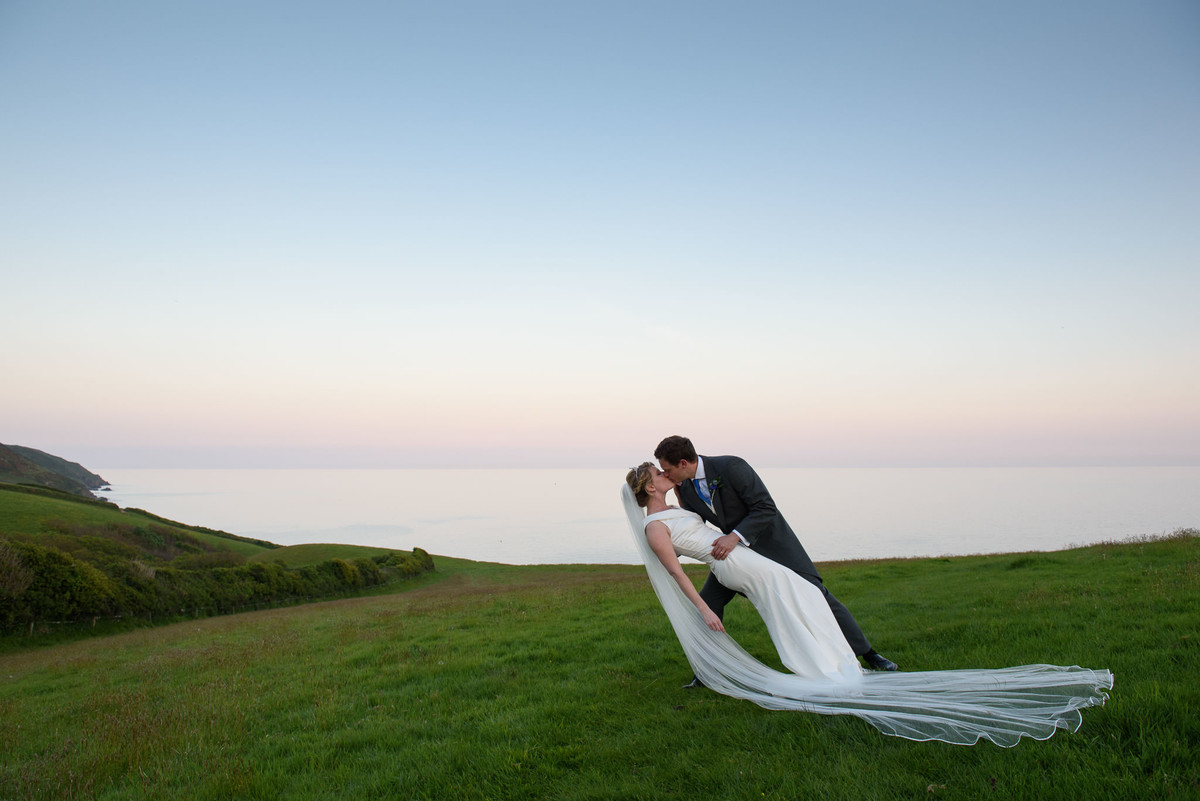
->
94;467;1200;565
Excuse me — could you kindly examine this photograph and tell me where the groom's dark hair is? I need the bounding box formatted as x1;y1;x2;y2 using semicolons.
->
654;435;697;464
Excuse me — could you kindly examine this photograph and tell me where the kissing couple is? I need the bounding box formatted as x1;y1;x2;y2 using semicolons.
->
622;435;1112;746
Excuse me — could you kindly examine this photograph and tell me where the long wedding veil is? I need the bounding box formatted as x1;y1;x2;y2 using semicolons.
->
621;484;1113;746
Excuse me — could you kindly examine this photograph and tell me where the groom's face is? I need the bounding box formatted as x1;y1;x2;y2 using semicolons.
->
658;458;697;484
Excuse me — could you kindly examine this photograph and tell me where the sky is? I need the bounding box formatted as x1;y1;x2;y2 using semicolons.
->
2;1;1198;469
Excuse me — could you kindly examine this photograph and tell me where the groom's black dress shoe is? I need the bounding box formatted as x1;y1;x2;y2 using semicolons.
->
861;651;899;671
682;676;705;689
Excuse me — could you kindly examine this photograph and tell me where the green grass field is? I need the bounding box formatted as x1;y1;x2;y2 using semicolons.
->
2;532;1197;800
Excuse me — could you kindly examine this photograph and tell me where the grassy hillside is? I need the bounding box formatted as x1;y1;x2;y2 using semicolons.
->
0;483;433;637
1;531;1196;800
0;483;276;558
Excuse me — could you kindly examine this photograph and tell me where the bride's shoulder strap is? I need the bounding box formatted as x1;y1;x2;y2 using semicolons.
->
643;508;684;530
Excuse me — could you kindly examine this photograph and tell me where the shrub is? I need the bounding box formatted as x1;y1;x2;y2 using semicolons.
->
1;541;118;624
0;539;34;600
331;559;361;587
377;548;436;577
353;558;382;585
412;547;434;571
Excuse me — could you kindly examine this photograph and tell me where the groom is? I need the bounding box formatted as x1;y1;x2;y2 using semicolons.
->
655;435;898;678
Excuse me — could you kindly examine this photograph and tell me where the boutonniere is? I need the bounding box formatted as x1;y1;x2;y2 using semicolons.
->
708;477;723;494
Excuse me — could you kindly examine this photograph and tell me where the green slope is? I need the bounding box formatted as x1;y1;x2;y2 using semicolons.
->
0;482;275;558
0;482;434;638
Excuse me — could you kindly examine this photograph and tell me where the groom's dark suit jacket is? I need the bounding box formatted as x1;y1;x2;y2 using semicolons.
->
677;454;820;580
678;454;872;655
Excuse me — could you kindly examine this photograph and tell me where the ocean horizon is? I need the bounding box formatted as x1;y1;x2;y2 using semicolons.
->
95;466;1200;566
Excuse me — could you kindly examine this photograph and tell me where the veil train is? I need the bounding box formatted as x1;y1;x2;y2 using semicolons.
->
621;484;1112;746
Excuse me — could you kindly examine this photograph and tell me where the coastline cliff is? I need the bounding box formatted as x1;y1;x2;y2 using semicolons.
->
0;444;108;499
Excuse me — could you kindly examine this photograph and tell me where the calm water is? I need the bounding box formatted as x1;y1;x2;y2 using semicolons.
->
96;467;1200;565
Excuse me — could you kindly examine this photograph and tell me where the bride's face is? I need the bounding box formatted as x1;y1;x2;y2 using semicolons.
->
649;466;676;497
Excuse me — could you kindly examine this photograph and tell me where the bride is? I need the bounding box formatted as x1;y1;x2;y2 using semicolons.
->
623;462;1113;746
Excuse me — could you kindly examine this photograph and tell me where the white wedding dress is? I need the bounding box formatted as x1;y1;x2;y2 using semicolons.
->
624;487;1113;747
645;507;864;683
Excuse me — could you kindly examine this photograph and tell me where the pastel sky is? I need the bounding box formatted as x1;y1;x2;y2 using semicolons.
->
2;1;1198;468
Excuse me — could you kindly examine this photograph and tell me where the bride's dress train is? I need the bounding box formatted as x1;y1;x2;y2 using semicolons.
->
624;486;1112;746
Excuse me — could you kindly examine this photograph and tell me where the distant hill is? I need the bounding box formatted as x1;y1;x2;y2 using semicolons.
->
0;444;107;499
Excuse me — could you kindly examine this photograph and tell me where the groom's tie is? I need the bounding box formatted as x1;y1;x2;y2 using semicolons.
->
693;478;714;510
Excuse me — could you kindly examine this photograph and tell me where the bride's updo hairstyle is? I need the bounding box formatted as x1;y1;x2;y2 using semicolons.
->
625;462;653;507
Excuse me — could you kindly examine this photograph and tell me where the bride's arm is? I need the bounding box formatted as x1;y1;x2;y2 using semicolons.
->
645;521;725;633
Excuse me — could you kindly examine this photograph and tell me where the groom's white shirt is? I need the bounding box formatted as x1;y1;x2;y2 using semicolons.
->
694;457;748;546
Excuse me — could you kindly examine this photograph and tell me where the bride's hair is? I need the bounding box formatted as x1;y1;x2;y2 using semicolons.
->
625;462;653;506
